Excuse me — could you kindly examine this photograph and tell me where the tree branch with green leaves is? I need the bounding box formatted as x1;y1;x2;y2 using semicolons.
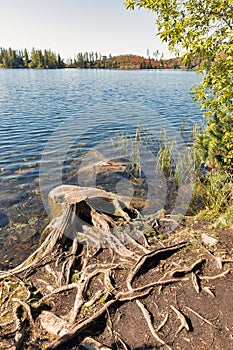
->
125;0;233;173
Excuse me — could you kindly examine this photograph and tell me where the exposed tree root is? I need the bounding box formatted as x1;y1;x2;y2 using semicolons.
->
135;300;172;350
0;185;231;349
170;305;190;334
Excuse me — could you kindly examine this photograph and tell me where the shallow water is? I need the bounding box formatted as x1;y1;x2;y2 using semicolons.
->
0;68;203;267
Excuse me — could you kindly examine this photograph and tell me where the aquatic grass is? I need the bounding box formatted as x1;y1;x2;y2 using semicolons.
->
111;126;200;214
155;128;199;188
111;125;199;185
128;127;142;178
111;127;144;178
111;123;232;219
157;137;176;179
197;170;233;214
111;124;233;216
179;116;205;143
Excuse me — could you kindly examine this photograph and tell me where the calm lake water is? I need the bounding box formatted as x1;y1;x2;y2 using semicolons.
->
0;68;202;268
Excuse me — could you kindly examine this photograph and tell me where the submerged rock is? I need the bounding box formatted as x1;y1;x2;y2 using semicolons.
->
0;211;9;228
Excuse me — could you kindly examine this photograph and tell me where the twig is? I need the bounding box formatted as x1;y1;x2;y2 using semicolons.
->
114;332;129;350
185;306;219;329
156;312;169;332
203;286;215;297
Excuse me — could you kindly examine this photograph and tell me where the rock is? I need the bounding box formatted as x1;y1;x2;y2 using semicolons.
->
80;337;111;350
201;233;218;247
0;211;9;228
39;311;70;336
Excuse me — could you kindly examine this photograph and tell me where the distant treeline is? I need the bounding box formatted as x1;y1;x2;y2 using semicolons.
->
65;52;198;69
0;48;65;69
0;48;198;70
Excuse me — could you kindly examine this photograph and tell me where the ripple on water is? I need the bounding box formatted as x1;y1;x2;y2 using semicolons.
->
0;69;203;265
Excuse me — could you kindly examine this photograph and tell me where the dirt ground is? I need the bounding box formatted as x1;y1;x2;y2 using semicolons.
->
96;255;233;348
0;215;233;350
81;225;233;350
26;220;233;350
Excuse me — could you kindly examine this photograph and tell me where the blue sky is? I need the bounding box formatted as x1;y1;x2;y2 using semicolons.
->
0;0;172;60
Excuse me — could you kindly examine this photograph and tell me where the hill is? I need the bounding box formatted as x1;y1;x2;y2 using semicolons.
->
103;54;191;70
74;54;199;70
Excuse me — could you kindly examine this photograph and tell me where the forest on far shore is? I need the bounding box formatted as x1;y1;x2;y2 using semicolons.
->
0;47;199;70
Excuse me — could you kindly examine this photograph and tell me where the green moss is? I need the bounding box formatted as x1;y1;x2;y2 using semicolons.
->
145;228;156;237
28;217;38;226
13;223;27;230
98;294;107;304
43;273;50;280
71;274;79;283
0;278;30;326
81;305;89;315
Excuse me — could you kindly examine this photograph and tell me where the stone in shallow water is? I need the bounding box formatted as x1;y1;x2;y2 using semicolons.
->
0;211;9;228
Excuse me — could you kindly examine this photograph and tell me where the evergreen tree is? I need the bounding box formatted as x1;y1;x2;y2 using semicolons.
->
23;49;28;68
57;54;64;68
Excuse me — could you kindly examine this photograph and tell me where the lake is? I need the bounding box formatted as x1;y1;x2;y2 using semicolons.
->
0;68;203;268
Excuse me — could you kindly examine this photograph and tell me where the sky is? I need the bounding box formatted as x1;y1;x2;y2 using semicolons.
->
0;0;172;60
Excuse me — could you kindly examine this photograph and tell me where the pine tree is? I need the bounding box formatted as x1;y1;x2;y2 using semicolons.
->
23;49;29;68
